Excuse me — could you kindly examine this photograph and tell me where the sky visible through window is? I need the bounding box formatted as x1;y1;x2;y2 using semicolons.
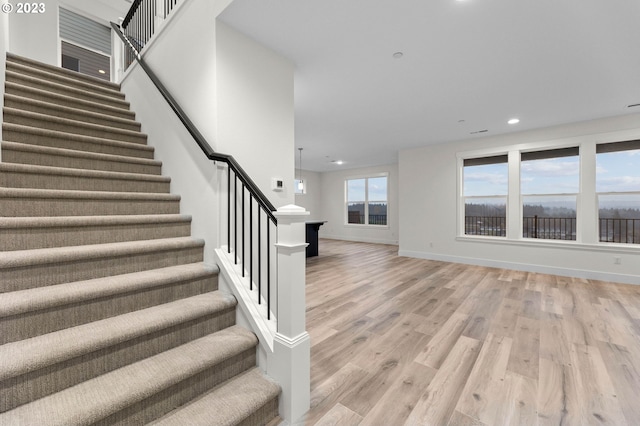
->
463;163;507;197
347;177;387;201
597;150;640;192
597;150;640;209
464;150;640;210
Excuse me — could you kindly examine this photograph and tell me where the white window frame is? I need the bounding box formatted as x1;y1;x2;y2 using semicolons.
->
462;154;509;238
345;172;389;228
520;147;580;242
596;140;640;245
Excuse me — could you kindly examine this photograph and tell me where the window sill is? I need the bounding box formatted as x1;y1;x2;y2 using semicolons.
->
345;223;390;230
456;235;640;254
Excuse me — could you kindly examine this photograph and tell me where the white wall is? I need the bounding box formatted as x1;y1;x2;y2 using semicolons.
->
399;113;640;285
294;169;322;220
120;0;295;264
8;1;60;65
216;20;295;207
60;0;123;25
318;164;399;245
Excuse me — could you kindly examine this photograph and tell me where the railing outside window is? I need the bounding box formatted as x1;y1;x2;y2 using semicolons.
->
523;216;576;240
465;216;506;237
600;218;640;244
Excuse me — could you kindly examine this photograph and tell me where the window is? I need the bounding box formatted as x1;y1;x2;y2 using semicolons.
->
596;140;640;244
521;147;579;240
463;155;508;237
346;175;388;226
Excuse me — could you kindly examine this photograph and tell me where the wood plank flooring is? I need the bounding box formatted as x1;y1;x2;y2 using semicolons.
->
300;239;640;425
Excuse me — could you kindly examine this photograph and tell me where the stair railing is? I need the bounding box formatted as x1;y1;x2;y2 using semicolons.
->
112;22;278;321
120;0;181;69
113;13;311;420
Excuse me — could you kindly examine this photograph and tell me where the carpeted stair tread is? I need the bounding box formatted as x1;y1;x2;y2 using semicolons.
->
0;214;190;230
3;107;148;143
0;237;205;291
7;61;124;98
0;187;181;217
6;70;128;108
1;53;280;424
7;52;121;90
0;237;203;270
4;81;134;119
150;368;281;426
0;292;238;381
0;263;217;319
0;214;192;250
0;162;171;193
0;141;162;174
0;186;179;201
4;93;141;131
0;326;257;426
6;67;125;100
7;61;123;98
2;123;155;158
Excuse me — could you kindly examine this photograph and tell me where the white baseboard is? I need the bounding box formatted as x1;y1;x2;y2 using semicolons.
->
398;250;640;286
321;234;399;246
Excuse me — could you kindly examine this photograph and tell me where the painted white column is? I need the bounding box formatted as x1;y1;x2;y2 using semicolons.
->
579;141;598;244
507;150;521;239
271;204;310;423
111;26;124;82
154;0;166;32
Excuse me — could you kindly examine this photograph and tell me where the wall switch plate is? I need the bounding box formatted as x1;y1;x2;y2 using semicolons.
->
272;178;284;191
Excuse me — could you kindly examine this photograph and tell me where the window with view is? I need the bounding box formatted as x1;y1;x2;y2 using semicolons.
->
521;147;579;241
596;140;640;244
463;155;508;237
346;175;388;226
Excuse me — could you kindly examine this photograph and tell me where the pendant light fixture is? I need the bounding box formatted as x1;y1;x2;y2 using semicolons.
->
297;148;304;192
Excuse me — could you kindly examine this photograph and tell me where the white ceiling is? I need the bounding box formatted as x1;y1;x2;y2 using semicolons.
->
219;0;640;172
65;0;131;24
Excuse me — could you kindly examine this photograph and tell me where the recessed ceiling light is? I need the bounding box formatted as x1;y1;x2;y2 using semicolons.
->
98;69;106;74
392;52;403;59
507;118;520;125
332;160;344;165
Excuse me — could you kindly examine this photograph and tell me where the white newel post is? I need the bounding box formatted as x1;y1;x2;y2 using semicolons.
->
271;204;310;423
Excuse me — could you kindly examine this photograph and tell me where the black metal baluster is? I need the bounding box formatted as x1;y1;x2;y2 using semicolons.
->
267;219;271;320
234;174;238;264
249;196;253;290
258;208;261;305
242;183;245;277
227;166;231;253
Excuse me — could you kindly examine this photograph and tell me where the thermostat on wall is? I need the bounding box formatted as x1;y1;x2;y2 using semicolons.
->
271;178;284;192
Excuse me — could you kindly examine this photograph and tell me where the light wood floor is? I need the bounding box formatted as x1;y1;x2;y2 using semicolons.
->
300;239;640;426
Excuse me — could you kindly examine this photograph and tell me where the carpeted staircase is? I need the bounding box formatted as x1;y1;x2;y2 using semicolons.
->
0;53;280;425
